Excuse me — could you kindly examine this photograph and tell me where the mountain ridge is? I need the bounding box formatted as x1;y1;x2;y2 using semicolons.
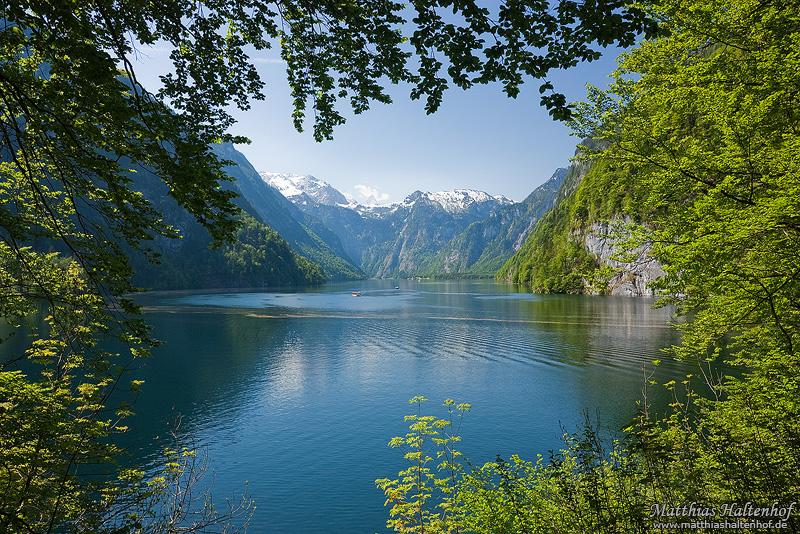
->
497;141;663;296
261;169;565;278
260;171;515;214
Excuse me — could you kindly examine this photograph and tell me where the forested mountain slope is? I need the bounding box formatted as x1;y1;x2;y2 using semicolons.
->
214;144;366;280
127;156;326;289
497;142;662;295
419;167;568;276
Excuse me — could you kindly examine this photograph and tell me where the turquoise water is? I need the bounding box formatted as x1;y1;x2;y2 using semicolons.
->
124;280;691;533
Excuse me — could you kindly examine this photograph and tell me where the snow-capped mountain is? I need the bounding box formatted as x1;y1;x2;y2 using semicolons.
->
261;171;514;214
259;172;349;207
257;170;557;278
400;189;514;214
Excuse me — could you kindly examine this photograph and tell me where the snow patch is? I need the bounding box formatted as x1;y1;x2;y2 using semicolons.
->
259;170;513;217
402;189;513;213
259;171;348;206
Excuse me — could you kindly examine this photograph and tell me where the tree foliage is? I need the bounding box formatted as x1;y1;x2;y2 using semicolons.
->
0;0;665;531
571;0;800;513
423;0;800;531
376;397;471;534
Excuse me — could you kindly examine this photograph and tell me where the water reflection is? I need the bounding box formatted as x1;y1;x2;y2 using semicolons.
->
118;281;696;534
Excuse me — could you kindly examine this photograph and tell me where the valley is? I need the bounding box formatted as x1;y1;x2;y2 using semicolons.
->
259;168;567;279
126;139;663;297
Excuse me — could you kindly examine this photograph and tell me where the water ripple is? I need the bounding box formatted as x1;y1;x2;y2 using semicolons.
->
125;280;692;534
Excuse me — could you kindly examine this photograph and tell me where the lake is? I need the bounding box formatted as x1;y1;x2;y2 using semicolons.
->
126;279;693;533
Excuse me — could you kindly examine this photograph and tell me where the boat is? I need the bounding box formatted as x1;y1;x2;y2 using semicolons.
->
351;291;361;297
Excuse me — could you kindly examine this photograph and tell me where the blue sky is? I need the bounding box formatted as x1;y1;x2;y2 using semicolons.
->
133;43;622;204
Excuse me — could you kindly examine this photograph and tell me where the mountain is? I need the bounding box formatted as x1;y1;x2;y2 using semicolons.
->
125;149;326;290
214;146;365;280
497;142;663;296
418;168;568;276
261;172;578;279
129;139;663;291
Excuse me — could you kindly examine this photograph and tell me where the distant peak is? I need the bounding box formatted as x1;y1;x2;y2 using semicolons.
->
401;189;513;213
259;171;514;214
259;171;348;206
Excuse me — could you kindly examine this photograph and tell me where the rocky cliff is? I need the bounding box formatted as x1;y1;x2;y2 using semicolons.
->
581;220;664;297
498;144;664;297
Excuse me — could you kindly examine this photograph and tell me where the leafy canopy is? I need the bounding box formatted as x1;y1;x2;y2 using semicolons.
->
1;0;662;531
381;0;800;531
571;0;800;515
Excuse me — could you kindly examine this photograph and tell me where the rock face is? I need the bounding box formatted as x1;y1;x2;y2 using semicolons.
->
583;220;665;297
499;140;666;297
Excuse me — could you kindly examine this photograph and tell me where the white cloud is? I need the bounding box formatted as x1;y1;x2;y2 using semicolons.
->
354;184;390;205
251;57;287;65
